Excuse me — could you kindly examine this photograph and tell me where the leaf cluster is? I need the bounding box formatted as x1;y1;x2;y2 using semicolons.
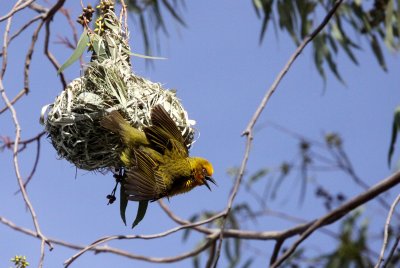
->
252;0;400;81
125;0;186;55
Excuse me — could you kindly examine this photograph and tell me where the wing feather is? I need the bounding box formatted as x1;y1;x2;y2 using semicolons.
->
124;151;167;201
144;105;188;157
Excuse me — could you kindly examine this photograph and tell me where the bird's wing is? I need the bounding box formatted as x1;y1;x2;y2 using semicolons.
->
144;105;189;157
124;150;167;201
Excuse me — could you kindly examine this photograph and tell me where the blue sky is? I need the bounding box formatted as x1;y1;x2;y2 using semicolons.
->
1;0;400;267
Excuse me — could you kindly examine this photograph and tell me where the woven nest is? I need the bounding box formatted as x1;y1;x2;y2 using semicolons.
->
42;2;195;171
43;60;195;171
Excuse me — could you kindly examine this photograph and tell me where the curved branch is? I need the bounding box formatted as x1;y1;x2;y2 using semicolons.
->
64;233;218;267
64;211;224;266
271;170;400;267
0;81;52;267
0;216;217;265
210;0;346;266
0;0;36;22
375;193;400;268
44;14;67;88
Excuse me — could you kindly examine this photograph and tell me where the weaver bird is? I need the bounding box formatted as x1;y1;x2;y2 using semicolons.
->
101;105;216;201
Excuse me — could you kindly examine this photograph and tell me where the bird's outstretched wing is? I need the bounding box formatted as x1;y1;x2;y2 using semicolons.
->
144;105;188;158
124;150;167;201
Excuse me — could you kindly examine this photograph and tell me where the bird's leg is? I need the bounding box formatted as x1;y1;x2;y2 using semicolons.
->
106;168;125;205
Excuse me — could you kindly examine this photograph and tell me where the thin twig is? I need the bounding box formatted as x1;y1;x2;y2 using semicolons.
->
212;134;253;267
0;88;26;114
270;239;284;265
210;0;346;267
271;170;400;267
64;233;219;267
64;211;224;266
382;235;400;268
0;15;43;58
119;0;128;31
24;19;45;93
205;240;217;268
17;138;42;192
0;81;52;268
0;216;218;264
1;5;53;263
2;164;398;266
60;8;79;45
44;20;67;88
375;193;400;268
2;131;46;147
243;0;344;136
0;0;36;22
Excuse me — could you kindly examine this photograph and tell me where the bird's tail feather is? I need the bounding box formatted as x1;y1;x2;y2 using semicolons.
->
100;111;148;148
100;111;127;134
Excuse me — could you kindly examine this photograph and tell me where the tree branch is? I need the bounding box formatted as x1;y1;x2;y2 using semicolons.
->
212;0;346;266
375;192;400;268
271;170;400;267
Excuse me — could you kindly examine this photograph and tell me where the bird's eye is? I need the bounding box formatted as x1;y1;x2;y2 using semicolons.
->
202;168;207;175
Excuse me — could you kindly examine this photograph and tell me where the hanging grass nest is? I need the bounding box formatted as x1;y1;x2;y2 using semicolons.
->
42;1;195;171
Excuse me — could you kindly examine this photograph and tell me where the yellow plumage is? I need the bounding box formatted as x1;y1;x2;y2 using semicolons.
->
101;105;215;201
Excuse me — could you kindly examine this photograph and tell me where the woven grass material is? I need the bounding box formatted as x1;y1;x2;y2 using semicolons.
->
42;2;195;171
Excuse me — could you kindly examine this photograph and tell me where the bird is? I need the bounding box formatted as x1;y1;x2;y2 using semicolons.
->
100;105;216;202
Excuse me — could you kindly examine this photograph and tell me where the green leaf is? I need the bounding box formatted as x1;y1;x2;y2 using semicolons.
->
130;52;167;60
333;18;360;65
277;0;299;45
297;1;316;38
232;203;255;220
241;258;253;268
259;1;273;43
370;34;388;71
161;0;186;26
91;33;107;60
131;200;149;229
57;28;89;74
247;168;269;185
224;237;240;268
313;35;327;82
384;0;395;48
396;0;400;39
193;254;200;268
151;0;168;34
224;240;234;264
325;50;344;83
104;18;120;33
139;14;151;56
120;183;128;226
182;214;198;241
388;106;400;167
252;0;262;17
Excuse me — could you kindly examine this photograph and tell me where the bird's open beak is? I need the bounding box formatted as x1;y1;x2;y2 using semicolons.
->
204;176;217;191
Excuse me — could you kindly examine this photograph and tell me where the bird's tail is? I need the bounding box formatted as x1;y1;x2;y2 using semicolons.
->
100;111;148;147
100;111;128;133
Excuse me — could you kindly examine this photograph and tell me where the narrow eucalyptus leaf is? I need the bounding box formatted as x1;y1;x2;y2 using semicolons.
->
131;200;149;228
182;214;198;241
57;28;89;74
370;34;388;71
384;0;394;48
242;258;254;268
120;183;128;225
388;107;400;167
248;169;269;185
161;0;186;26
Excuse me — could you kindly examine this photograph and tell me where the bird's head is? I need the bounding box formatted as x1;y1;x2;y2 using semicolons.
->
190;157;216;190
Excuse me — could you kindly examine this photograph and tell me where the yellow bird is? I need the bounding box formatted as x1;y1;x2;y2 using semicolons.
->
101;105;215;201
